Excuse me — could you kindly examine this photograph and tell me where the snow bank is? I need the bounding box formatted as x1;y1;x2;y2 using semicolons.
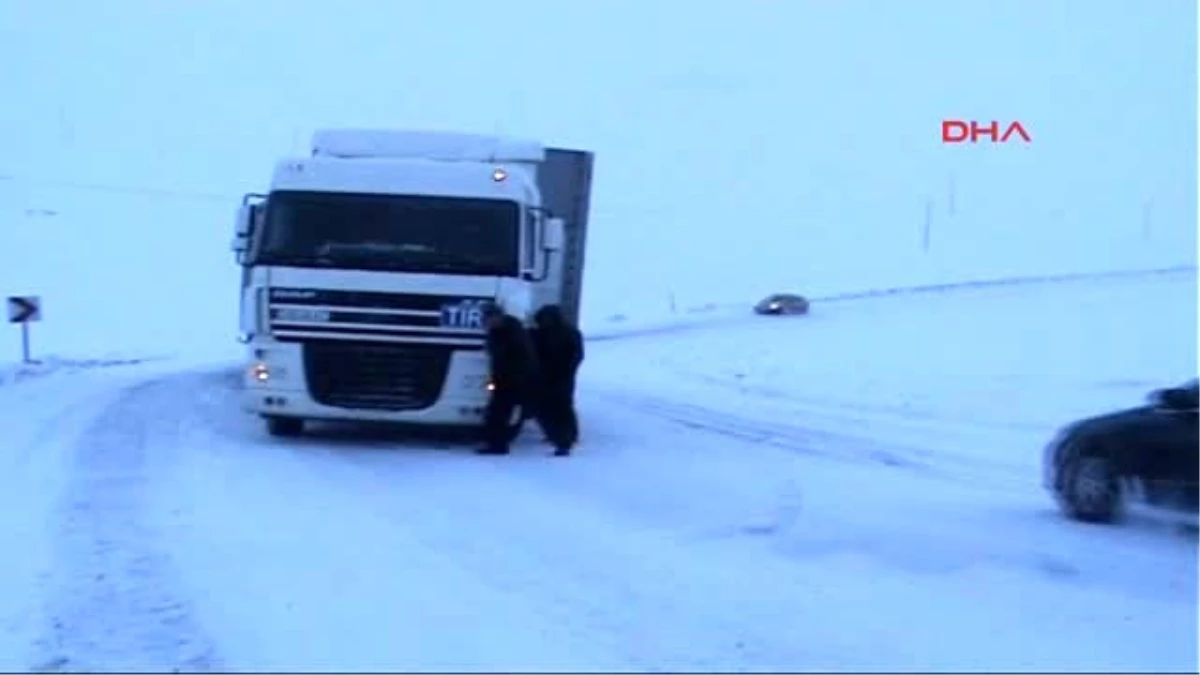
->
0;355;170;387
587;264;1197;342
814;263;1197;305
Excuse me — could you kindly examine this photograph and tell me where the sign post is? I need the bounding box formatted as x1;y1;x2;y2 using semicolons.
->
7;296;41;363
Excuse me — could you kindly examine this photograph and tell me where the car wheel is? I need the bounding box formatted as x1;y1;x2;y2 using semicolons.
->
265;415;304;437
1059;454;1123;523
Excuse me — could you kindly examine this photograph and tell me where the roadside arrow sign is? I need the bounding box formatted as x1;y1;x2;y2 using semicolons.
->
7;296;40;323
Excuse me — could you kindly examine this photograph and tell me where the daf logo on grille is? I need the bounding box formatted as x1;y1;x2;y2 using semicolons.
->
275;307;332;323
271;289;319;300
440;299;487;329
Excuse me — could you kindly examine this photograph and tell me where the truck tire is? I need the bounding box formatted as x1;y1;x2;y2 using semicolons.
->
265;415;304;437
1059;454;1123;523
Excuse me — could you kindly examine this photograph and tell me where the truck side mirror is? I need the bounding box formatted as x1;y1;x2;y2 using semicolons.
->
543;217;565;251
232;203;258;260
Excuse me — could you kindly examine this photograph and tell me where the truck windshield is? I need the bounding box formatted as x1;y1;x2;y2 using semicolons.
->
254;190;521;277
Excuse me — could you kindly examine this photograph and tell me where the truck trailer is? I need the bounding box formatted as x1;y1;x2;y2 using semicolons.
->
231;129;595;437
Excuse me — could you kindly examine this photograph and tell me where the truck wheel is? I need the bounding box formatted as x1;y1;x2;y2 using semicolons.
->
265;416;304;437
1060;454;1123;523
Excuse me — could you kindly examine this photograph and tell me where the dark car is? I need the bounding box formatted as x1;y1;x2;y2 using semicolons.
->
754;293;810;316
1043;379;1198;524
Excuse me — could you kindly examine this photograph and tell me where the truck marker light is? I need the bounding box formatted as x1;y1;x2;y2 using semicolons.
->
492;168;507;182
251;363;270;382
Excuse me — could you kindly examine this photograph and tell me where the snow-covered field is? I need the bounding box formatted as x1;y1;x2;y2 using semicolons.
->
1;0;1195;671
591;270;1199;483
1;0;1195;356
0;269;1194;672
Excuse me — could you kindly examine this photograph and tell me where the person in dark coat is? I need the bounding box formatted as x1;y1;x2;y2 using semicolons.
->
530;304;584;456
478;302;537;455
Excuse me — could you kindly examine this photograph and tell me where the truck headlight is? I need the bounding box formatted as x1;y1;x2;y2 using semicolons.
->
251;362;271;383
462;374;493;392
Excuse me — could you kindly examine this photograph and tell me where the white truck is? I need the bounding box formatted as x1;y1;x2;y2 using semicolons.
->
231;129;594;437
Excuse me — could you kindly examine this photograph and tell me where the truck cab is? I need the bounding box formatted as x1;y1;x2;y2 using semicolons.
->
231;130;594;437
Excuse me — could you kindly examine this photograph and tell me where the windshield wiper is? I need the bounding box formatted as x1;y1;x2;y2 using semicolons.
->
322;243;502;272
320;241;434;256
259;254;339;267
424;250;492;268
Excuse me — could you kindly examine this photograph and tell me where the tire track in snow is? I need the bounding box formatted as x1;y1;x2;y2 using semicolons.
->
598;390;930;471
196;366;1194;670
594;387;1042;491
590;388;1200;611
33;377;222;673
168;367;825;671
105;365;1196;671
0;378;122;669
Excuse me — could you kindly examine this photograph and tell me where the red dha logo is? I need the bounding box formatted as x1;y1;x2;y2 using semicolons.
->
942;120;1031;144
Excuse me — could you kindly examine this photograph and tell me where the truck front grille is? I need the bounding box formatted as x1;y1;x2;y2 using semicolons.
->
303;341;451;412
267;287;489;348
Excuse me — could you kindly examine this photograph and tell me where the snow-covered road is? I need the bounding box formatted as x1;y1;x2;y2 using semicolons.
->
0;272;1196;672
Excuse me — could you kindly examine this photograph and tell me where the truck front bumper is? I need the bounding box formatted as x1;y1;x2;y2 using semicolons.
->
240;341;492;426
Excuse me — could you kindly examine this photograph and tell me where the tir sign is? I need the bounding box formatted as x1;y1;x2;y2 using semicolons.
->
942;120;1031;144
441;299;486;329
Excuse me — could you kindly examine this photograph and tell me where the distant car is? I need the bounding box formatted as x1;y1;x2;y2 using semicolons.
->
1043;379;1199;524
754;293;810;316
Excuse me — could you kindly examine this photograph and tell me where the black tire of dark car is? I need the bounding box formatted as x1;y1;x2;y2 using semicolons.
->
266;415;305;437
1057;452;1123;523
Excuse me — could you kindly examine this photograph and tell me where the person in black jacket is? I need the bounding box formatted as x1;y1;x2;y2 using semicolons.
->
478;302;537;455
530;304;584;456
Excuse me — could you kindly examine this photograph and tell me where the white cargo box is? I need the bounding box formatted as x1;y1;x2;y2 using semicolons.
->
311;129;546;163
